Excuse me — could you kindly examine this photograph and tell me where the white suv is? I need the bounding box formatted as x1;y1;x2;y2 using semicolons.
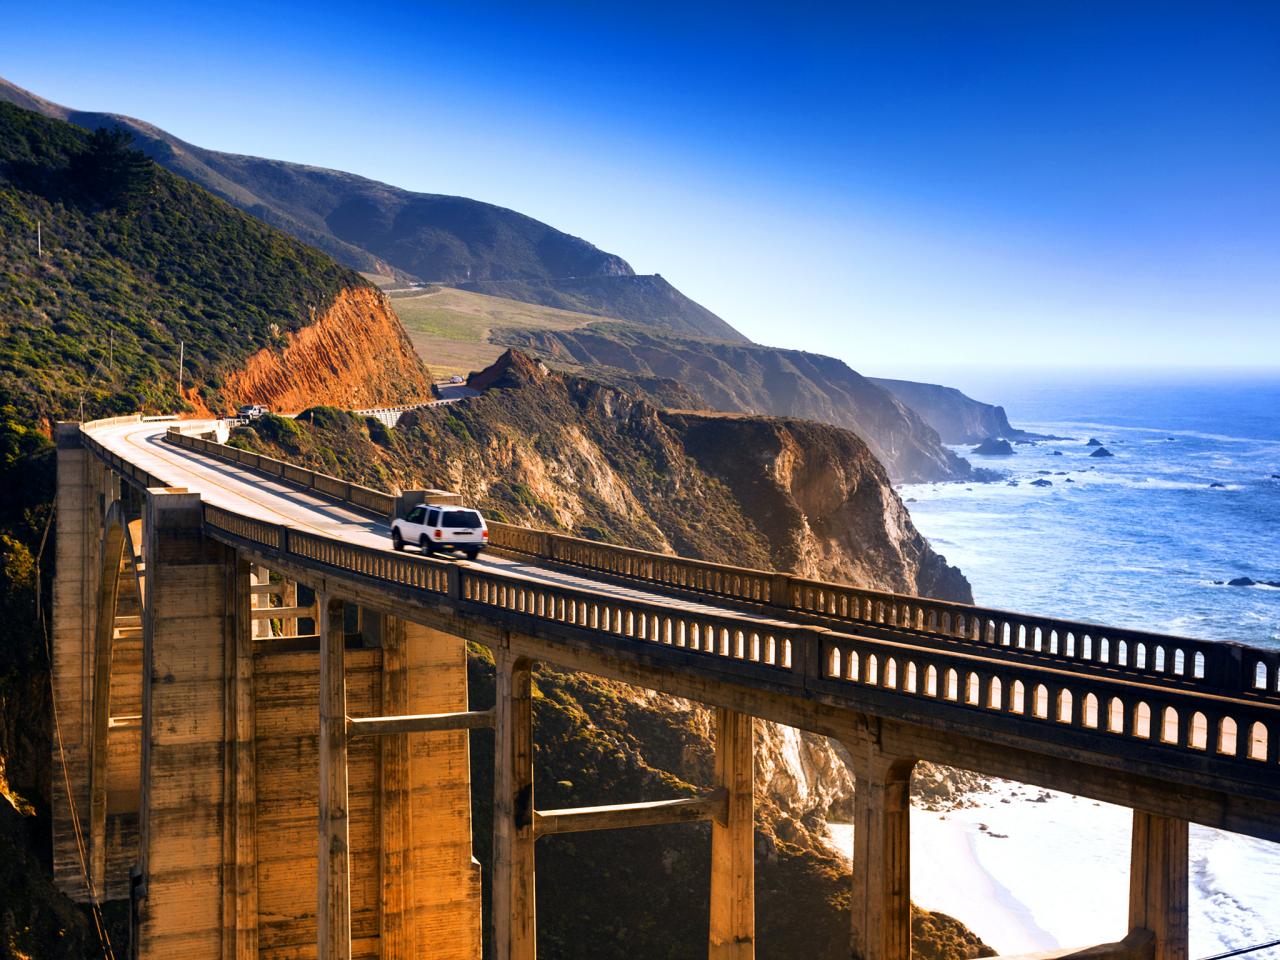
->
391;504;488;559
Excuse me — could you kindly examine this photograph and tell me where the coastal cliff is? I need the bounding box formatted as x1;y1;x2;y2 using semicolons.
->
496;324;973;482
870;377;1037;444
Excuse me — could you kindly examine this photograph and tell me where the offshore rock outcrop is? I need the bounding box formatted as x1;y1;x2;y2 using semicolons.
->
221;285;433;412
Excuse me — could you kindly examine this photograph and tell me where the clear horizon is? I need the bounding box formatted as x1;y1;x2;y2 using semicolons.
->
3;1;1277;376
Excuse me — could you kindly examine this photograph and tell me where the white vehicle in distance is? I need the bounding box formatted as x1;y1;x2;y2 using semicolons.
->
391;503;488;559
236;403;269;420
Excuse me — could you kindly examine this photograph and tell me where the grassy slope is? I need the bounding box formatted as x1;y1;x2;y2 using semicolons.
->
364;278;606;378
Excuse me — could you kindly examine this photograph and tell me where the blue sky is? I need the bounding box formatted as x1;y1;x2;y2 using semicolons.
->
3;1;1278;376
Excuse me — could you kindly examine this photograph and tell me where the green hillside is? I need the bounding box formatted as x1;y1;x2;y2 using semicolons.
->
0;100;362;428
0;100;373;957
0;76;746;342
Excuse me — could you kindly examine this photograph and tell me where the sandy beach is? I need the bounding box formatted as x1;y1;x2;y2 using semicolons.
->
827;781;1280;957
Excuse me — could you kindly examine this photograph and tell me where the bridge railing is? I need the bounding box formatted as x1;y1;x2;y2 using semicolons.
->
191;491;1280;792
486;523;1274;702
147;423;1280;704
164;427;397;517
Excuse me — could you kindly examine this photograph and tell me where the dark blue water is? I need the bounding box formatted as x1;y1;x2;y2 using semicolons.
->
899;374;1280;649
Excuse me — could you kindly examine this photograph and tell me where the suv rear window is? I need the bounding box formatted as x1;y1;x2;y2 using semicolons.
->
441;510;482;527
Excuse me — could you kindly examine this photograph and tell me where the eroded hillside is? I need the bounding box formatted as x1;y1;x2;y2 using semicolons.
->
497;323;974;482
229;349;989;960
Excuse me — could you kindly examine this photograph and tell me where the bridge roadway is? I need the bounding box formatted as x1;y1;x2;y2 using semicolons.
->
89;417;1280;843
90;417;790;631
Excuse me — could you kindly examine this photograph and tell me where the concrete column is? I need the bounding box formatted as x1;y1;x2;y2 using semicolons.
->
379;618;416;960
318;595;351;960
221;557;258;960
282;579;298;637
847;746;915;960
709;708;755;959
52;423;98;897
1129;811;1188;960
135;488;235;957
88;518;126;902
493;649;536;960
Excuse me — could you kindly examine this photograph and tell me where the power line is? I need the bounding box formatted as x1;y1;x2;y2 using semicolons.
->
1200;941;1280;960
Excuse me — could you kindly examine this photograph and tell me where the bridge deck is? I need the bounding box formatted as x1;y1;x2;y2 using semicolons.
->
86;418;1280;842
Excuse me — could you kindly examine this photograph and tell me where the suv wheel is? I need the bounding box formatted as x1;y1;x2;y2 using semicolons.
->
463;547;480;561
392;529;404;552
420;535;434;555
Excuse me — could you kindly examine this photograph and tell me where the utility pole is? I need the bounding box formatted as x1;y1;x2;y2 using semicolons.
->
108;329;114;374
176;340;184;399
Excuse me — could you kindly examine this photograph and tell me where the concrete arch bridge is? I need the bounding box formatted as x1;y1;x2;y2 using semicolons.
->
51;416;1280;960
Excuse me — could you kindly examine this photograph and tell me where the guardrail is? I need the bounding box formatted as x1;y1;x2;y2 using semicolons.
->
152;423;1280;705
190;479;1280;793
164;427;396;516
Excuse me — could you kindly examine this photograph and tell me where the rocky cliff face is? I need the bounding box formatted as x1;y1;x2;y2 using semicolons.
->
497;324;974;482
870;377;1037;444
221;285;433;412
232;350;989;959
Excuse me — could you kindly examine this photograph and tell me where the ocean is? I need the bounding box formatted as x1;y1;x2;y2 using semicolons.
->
903;373;1280;649
834;372;1280;956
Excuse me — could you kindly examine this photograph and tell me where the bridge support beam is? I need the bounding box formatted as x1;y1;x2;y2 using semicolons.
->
1129;812;1188;960
493;649;536;960
709;707;755;959
847;743;915;960
318;595;351;960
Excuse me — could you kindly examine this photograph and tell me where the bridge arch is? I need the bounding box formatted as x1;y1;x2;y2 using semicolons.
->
87;499;147;900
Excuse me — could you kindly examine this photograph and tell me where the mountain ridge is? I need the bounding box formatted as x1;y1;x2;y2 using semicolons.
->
0;75;745;342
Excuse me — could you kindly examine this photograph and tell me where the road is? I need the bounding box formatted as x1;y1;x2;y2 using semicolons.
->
91;418;788;626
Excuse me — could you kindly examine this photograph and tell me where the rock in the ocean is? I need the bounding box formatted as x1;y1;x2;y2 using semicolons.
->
1209;482;1226;489
1086;438;1104;446
1090;447;1114;458
971;437;1015;456
1065;478;1075;483
1228;577;1258;587
1051;450;1064;456
1271;474;1280;480
1031;478;1052;487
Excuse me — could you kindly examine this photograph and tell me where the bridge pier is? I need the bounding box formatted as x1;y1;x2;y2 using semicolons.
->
1129;812;1188;960
318;595;352;960
135;489;238;957
493;648;537;960
52;423;100;898
846;742;915;960
709;707;755;959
